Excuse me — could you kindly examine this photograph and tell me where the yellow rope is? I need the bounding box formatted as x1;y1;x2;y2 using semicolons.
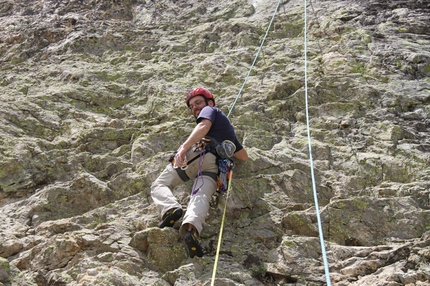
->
210;170;233;286
211;1;282;283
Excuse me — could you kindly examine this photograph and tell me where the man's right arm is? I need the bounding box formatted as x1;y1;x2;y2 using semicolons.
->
173;119;212;168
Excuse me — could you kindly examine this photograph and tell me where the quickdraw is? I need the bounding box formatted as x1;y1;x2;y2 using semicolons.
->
192;137;212;153
216;158;234;195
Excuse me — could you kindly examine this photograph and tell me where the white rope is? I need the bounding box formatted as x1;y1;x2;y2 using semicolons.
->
303;1;332;285
220;0;332;284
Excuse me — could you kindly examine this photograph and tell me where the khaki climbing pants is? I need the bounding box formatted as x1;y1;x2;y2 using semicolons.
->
150;148;218;237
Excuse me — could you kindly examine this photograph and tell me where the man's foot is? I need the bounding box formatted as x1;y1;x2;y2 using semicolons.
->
159;208;183;228
184;230;203;258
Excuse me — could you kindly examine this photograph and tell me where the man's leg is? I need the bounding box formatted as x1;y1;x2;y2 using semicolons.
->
180;174;217;236
181;174;217;258
151;164;184;227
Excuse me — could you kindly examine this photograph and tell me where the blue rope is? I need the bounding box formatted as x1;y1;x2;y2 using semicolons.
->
227;0;282;118
303;1;332;285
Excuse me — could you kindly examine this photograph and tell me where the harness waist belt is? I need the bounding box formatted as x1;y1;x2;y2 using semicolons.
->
174;168;218;183
175;167;190;182
201;171;218;182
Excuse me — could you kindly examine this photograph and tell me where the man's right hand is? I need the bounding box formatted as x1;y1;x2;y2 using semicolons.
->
173;145;187;168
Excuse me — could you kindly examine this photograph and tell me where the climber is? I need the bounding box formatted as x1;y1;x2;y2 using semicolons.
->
150;87;248;258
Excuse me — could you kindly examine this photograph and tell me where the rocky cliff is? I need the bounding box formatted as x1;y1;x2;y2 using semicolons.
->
0;0;429;285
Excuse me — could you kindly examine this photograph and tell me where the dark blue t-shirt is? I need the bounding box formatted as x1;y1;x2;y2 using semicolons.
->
196;106;243;152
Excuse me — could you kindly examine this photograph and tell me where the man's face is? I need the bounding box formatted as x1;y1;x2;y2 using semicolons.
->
189;95;207;118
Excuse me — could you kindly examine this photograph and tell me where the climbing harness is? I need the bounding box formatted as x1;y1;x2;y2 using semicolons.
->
170;139;211;178
170;138;233;195
169;138;212;169
190;139;235;195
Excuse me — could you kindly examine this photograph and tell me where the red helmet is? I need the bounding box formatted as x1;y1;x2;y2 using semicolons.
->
185;87;215;107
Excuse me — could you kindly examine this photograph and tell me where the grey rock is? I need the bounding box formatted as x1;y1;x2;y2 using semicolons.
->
0;0;429;285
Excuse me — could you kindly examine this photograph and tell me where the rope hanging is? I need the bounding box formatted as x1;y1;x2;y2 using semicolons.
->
303;0;332;285
227;0;283;118
212;0;333;285
211;1;282;285
210;170;233;286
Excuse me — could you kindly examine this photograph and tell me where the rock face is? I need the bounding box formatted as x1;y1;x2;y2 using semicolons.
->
0;0;429;285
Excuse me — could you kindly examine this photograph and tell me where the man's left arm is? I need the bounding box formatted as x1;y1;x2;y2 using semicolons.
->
234;148;248;161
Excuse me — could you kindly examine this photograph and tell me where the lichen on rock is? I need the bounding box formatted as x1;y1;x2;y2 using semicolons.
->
0;0;429;285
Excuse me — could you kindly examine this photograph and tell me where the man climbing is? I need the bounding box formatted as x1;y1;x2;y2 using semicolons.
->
151;87;248;258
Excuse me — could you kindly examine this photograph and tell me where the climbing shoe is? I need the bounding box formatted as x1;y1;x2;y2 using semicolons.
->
184;230;203;258
159;207;183;228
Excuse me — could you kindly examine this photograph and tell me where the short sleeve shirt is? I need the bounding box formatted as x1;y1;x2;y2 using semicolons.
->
196;106;243;152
